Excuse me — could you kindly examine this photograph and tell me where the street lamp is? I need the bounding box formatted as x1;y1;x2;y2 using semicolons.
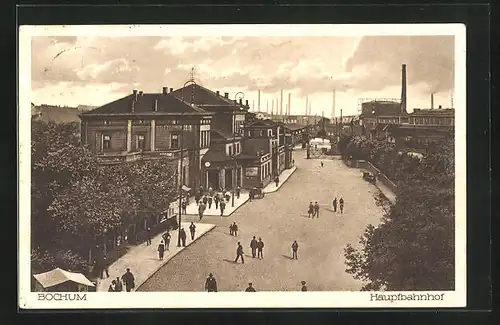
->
232;92;245;208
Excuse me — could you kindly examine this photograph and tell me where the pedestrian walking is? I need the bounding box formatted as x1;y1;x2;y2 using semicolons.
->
101;255;110;279
202;195;208;206
314;201;320;218
245;282;256;292
257;238;264;259
146;227;152;246
292;240;299;260
114;277;123;292
214;195;220;209
235;242;245;264
320;161;324;168
229;223;234;236
301;281;307;291
208;196;213;209
162;231;171;251
339;197;344;214
198;203;205;221
274;175;280;187
225;190;231;202
205;273;218;292
121;268;135;292
189;222;196;240
158;240;165;260
332;197;338;212
250;236;258;258
220;200;226;216
195;193;200;206
179;228;187;246
232;222;238;236
308;202;314;218
181;199;187;215
236;186;241;199
108;280;116;292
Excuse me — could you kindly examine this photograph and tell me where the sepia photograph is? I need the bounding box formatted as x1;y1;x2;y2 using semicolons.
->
18;24;466;309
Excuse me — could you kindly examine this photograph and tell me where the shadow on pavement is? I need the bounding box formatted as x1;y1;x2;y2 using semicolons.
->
222;258;237;264
282;254;294;260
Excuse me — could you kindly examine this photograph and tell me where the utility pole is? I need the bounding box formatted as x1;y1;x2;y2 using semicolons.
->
177;123;184;247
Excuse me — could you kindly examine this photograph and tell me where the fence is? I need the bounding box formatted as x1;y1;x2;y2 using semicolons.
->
357;160;398;193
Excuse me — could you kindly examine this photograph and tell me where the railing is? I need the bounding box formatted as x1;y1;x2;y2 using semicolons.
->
97;149;183;164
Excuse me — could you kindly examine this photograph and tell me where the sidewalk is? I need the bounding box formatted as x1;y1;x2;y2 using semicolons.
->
263;166;297;193
96;222;215;292
184;192;249;217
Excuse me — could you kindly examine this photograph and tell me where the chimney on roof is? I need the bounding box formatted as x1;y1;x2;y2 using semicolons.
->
224;92;229;98
245;100;249;107
133;89;138;102
431;93;434;109
216;91;220;96
162;87;167;95
170;88;173;93
438;105;442;109
154;99;158;112
139;91;143;96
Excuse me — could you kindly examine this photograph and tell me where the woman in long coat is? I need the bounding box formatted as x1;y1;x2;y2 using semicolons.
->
158;240;165;260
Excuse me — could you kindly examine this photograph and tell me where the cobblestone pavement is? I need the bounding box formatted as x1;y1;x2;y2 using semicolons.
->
139;151;386;292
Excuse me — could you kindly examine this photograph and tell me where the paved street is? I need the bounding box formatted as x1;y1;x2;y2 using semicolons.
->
139;150;387;292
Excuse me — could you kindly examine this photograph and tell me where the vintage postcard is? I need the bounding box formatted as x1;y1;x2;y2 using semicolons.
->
18;24;466;309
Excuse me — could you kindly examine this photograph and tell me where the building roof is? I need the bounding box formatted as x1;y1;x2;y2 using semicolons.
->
410;108;455;116
241;138;270;158
211;128;241;140
33;268;95;289
81;92;211;116
244;119;277;128
275;122;305;131
170;84;249;111
202;148;233;163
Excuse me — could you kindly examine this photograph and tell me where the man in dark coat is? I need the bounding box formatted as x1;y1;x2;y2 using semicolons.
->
314;201;320;218
121;268;135;292
205;273;218;292
179;228;187;246
181;200;187;215
292;240;299;260
189;222;196;240
332;197;338;212
308;202;314;218
208;196;213;209
162;231;171;251
235;242;244;264
274;176;280;187
114;277;123;292
339;197;344;214
220;200;226;216
245;283;256;292
146;227;152;246
236;186;241;199
257;238;264;259
101;255;110;279
232;222;238;236
250;236;258;258
195;193;200;206
158;240;165;260
202;195;208;206
214;194;220;209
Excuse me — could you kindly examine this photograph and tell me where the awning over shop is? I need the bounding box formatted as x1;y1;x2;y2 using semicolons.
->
33;268;95;289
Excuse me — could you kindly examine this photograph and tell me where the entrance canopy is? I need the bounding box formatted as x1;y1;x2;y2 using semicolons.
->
33;268;95;289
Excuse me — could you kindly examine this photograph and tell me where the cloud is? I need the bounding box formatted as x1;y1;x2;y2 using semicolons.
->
344;35;454;93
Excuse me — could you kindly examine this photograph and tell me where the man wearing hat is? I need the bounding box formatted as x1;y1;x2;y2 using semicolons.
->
245;282;256;292
205;273;218;292
301;281;307;291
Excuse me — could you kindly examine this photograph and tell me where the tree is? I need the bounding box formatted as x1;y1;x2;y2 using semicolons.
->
344;138;455;291
338;134;352;155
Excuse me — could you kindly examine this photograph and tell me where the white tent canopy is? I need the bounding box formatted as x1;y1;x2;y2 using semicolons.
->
33;267;95;289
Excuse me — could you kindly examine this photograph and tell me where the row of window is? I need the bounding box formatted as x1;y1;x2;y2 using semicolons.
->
409;117;454;126
261;161;272;181
200;130;210;148
227;142;241;156
247;129;275;137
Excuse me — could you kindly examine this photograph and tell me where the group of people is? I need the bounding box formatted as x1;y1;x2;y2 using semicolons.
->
107;268;136;292
332;197;345;214
204;273;308;292
192;186;240;218
307;201;321;218
157;222;198;260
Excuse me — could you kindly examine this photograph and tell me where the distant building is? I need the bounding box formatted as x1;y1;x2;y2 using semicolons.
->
408;107;454;126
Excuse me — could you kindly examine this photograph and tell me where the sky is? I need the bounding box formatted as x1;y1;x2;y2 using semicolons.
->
31;35;455;117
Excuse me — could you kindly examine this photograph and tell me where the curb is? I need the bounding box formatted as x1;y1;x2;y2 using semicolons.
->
134;224;216;291
263;166;298;194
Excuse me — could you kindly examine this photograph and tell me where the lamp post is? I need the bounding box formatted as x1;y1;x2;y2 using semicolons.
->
232;92;245;208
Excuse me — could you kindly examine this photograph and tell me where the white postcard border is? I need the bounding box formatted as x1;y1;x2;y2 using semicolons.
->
18;23;467;309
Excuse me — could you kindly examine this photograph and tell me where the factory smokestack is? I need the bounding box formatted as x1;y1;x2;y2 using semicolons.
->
288;93;291;115
258;90;261;112
431;93;434;109
266;100;269;113
331;89;336;119
280;90;284;117
305;96;308;115
271;99;274;116
401;64;407;114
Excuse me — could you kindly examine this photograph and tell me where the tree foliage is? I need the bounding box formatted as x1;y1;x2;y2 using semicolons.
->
31;120;178;273
344;138;455;291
